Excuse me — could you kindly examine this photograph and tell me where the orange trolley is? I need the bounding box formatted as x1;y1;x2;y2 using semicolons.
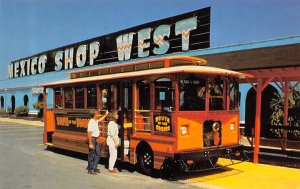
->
42;56;251;177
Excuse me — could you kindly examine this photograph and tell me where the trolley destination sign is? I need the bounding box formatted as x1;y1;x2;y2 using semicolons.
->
8;7;210;79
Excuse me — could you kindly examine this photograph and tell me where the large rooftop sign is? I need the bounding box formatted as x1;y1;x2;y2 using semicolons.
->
8;7;210;79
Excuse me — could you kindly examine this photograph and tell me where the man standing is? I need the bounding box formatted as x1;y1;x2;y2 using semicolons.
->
87;109;108;175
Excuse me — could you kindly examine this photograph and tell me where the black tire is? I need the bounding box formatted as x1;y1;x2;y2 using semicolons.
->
211;157;219;166
160;158;175;180
137;146;154;175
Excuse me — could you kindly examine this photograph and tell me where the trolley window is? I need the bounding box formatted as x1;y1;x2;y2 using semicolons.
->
99;84;114;111
75;86;84;109
230;80;239;110
179;77;206;111
155;78;174;112
135;80;151;132
54;88;63;109
137;80;150;110
64;87;73;109
209;77;225;110
87;85;97;109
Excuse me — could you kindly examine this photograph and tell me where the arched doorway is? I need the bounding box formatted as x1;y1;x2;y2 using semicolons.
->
0;96;4;108
24;95;29;106
38;94;43;102
245;84;279;138
11;95;15;114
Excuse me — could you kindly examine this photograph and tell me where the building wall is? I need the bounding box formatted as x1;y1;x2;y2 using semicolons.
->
0;88;54;113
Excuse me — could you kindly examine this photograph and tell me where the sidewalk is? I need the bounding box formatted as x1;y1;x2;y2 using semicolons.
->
0;117;44;127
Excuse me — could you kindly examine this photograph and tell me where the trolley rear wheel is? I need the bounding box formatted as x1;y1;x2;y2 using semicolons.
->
137;146;154;175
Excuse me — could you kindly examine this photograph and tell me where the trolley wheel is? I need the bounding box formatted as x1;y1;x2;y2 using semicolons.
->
212;157;219;165
137;146;154;175
211;157;219;165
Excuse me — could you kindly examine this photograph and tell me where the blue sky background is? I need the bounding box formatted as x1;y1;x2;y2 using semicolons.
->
0;0;300;80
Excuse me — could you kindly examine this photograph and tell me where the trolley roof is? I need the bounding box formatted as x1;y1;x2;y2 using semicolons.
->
42;65;253;87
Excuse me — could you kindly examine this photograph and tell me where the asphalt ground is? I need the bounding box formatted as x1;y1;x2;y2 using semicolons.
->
0;121;299;189
0;122;212;189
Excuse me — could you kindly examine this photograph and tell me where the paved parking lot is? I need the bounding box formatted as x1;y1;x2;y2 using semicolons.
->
0;122;211;189
0;121;299;189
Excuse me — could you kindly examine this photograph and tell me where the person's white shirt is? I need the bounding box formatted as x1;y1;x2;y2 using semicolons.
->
106;121;119;146
87;119;100;137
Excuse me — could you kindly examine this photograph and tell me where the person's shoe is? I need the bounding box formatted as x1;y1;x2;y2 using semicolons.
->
88;170;97;175
94;168;100;173
108;169;117;173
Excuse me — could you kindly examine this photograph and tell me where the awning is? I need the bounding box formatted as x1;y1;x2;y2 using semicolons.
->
42;65;253;87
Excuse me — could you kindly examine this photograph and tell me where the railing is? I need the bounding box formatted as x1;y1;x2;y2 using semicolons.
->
134;110;151;133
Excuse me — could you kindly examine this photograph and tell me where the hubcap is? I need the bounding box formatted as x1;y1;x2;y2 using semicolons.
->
143;153;152;167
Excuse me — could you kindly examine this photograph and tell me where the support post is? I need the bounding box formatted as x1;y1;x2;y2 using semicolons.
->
253;78;262;164
132;82;137;133
96;85;101;111
253;77;273;163
84;86;87;110
282;81;289;150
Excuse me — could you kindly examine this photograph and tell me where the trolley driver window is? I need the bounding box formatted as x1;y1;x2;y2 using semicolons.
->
179;77;206;111
209;77;225;110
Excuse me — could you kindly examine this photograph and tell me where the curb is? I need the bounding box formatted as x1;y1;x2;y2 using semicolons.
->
0;119;44;127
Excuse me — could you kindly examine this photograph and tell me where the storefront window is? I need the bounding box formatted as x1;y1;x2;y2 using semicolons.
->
54;88;62;109
209;78;225;110
179;77;206;111
87;85;97;109
75;87;84;109
64;88;73;109
230;80;239;110
155;78;174;112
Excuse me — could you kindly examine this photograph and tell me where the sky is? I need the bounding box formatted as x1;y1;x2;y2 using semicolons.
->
0;0;300;80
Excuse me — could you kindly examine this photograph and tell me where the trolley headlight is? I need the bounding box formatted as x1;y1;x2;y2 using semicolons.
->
212;122;220;132
180;126;188;135
230;122;235;131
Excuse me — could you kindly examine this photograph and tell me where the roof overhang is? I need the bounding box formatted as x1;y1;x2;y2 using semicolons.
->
42;66;253;87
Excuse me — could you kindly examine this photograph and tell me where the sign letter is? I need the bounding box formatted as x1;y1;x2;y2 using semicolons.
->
175;16;197;51
38;54;47;74
89;41;100;66
31;57;38;75
138;28;151;57
76;45;87;68
14;61;20;78
8;64;14;79
55;51;63;71
116;33;134;61
153;25;170;55
19;60;26;77
64;48;74;70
